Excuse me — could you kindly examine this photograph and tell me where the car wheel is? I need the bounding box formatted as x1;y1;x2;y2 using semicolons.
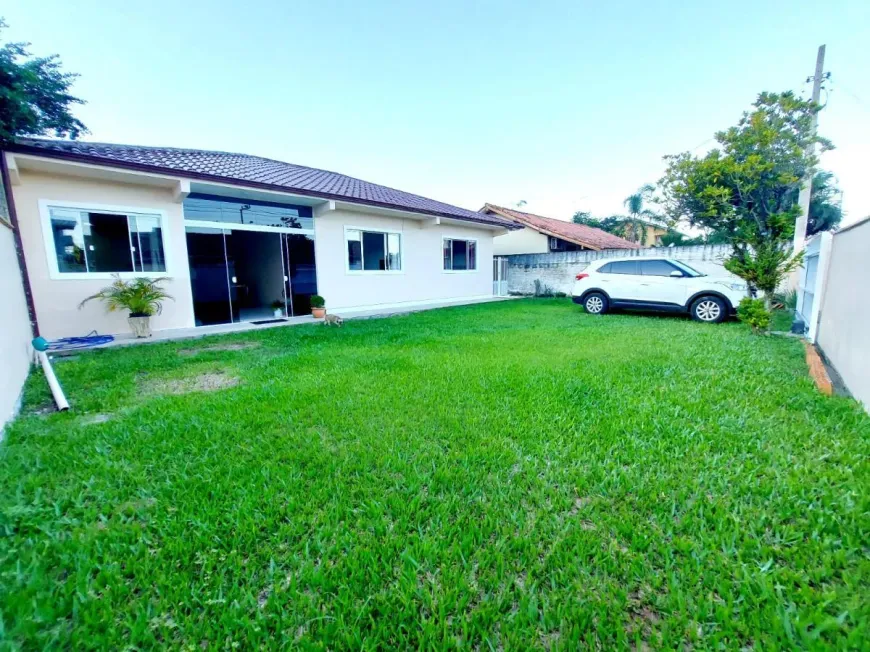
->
583;292;608;315
690;295;727;323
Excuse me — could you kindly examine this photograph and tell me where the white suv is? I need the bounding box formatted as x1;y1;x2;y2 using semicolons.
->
571;258;748;323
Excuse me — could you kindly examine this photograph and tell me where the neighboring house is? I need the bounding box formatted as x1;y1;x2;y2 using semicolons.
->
481;203;640;255
2;139;516;340
613;220;668;247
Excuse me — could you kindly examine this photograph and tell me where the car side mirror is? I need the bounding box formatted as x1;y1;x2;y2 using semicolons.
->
669;270;684;277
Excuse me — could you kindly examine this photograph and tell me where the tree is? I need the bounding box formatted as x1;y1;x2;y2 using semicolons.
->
783;170;843;235
571;210;595;225
619;184;661;245
0;19;86;145
658;91;831;304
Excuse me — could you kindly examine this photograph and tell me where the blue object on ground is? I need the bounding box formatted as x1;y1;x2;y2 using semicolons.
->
36;332;115;351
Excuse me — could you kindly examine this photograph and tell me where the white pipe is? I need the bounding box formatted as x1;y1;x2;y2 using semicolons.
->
37;351;70;412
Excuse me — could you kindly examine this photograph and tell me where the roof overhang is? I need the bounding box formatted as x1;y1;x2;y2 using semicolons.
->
4;146;513;231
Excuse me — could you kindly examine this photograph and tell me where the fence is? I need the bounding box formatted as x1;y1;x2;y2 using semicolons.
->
809;217;870;411
505;244;735;295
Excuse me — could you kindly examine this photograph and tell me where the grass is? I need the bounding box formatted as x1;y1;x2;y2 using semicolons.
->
1;300;868;649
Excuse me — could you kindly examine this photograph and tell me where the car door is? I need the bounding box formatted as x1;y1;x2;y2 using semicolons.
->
635;259;691;306
597;260;643;301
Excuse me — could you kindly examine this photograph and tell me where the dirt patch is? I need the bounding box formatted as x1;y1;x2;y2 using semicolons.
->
179;342;260;356
146;372;240;395
79;413;113;426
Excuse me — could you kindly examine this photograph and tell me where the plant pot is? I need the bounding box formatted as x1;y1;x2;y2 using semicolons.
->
312;307;326;319
128;315;152;338
273;309;283;318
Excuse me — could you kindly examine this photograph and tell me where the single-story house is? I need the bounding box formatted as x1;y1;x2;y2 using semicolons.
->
2;139;516;340
480;204;640;255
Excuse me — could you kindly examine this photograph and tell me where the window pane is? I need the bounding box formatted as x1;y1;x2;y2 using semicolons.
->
599;263;612;273
468;241;476;270
49;209;88;273
182;196;314;229
387;233;401;271
83;212;134;272
347;229;362;270
362;231;386;271
443;240;452;270
452;239;468;270
609;260;638;275
131;215;166;272
639;260;678;276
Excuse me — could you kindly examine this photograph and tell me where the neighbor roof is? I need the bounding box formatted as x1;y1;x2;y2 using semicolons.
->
480;204;640;250
9;139;515;229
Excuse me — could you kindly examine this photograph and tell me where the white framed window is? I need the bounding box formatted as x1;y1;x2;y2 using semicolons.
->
40;200;171;280
345;226;402;273
443;238;477;272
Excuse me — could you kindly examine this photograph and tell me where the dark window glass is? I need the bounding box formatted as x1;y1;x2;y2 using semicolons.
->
84;213;134;272
639;260;679;277
362;231;386;270
347;230;362;270
183;195;313;230
599;263;612;273
130;215;166;272
49;208;166;274
444;239;477;270
608;260;639;275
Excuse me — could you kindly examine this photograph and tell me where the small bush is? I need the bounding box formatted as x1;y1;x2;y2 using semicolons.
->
533;280;555;297
737;297;771;333
310;295;325;308
772;289;798;312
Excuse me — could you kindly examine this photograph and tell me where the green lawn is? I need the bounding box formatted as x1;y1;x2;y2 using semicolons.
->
1;300;868;649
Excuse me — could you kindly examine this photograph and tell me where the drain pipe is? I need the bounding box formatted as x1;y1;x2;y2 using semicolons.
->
32;337;69;412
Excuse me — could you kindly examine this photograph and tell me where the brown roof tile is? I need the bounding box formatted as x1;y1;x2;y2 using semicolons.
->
481;204;641;250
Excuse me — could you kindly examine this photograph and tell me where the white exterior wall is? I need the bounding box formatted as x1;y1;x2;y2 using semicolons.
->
314;208;494;311
0;224;33;430
12;170;195;339
817;218;870;411
493;226;549;255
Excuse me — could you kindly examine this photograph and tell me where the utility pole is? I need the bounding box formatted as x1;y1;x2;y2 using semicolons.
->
792;45;827;256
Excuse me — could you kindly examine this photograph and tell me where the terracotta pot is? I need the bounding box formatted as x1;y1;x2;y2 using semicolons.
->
128;315;152;338
312;307;326;319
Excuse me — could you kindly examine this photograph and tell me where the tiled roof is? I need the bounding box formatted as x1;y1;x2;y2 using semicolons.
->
481;204;641;250
11;139;515;229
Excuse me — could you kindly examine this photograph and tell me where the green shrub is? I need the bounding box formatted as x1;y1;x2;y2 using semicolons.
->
772;289;798;312
310;295;325;308
737;297;771;333
79;275;173;317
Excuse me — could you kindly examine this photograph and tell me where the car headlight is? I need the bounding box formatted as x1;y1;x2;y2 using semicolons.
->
715;281;747;292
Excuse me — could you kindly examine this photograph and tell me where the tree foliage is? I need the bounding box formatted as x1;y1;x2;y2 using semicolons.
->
783;170;843;235
658;91;831;299
0;19;87;145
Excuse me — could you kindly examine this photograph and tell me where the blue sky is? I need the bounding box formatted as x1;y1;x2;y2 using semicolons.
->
5;0;869;225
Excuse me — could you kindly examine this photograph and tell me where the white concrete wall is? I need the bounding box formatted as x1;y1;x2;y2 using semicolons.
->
12;170;195;339
817;218;870;411
0;224;34;430
506;244;736;295
314;209;494;311
493;226;549;255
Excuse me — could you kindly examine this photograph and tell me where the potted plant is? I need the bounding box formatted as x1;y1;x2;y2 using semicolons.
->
79;275;173;338
271;299;286;318
310;294;326;319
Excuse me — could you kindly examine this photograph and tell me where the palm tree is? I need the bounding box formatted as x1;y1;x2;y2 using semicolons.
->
620;184;659;245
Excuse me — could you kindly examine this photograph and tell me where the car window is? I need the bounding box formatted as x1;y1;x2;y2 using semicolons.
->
598;263;612;273
607;261;639;275
639;260;679;277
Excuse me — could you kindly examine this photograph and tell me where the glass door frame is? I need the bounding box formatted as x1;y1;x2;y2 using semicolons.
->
185;220;315;326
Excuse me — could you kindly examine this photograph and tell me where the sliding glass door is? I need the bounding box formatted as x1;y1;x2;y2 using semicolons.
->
185;227;318;326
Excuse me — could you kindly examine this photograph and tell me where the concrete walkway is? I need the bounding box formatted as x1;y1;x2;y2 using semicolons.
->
99;296;516;349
